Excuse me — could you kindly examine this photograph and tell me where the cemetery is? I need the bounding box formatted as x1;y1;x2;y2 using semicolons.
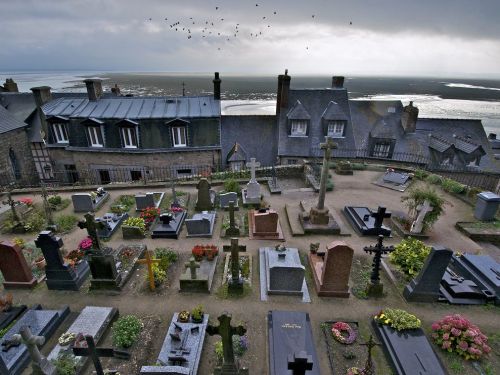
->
0;161;499;375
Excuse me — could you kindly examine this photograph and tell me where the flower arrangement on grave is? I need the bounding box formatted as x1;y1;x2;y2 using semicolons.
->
431;314;491;360
347;367;364;375
148;264;166;287
48;195;62;207
19;197;33;207
205;245;218;261
12;237;25;249
170;206;183;213
374;309;421;331
112;315;143;349
96;187;105;196
90;192;97;201
0;294;13;313
331;322;357;345
192;245;218;261
58;332;76;346
192;245;205;261
78;237;93;252
64;249;85;268
309;243;320;254
178;311;190;323
123;217;146;235
140;206;160;229
191;305;204;323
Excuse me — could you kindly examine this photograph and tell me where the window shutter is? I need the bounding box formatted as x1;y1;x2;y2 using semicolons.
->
305;120;310;136
322;119;328;136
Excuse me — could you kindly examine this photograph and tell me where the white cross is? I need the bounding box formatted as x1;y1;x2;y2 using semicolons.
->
246;157;260;182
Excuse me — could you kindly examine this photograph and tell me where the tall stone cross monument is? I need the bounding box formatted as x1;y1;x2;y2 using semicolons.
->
11;326;56;374
309;137;337;224
78;212;105;253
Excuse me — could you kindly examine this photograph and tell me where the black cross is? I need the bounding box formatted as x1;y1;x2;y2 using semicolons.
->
72;335;130;375
360;335;381;375
370;206;391;230
287;351;314;375
77;212;106;252
363;235;394;285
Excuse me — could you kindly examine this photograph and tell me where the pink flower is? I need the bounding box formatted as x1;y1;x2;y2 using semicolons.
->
431;323;440;331
442;341;451;349
458;341;468;351
451;328;461;337
483;345;491;354
442;333;450;340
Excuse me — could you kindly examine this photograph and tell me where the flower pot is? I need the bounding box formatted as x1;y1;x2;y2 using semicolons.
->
178;311;190;323
35;257;46;270
191;315;204;324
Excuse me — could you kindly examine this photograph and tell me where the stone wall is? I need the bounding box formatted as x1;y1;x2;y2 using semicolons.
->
0;129;38;186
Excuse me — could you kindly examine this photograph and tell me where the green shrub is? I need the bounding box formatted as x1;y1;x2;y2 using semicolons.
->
52;353;77;375
55;214;78;233
112;315;143;348
123;217;146;234
351;163;367;170
413;169;428;180
389;237;431;278
425;174;443;185
374;308;421;331
441;178;466;194
150;264;167;286
155;247;178;271
224;178;241;194
401;187;445;230
24;211;46;232
326;179;334;191
113;195;135;211
48;195;62;206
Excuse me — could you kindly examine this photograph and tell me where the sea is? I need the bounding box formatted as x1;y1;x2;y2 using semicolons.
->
2;71;500;136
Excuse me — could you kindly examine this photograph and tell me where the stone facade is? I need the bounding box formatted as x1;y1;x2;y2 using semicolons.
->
0;129;38;186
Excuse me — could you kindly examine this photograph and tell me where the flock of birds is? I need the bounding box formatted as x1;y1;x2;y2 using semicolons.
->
145;4;353;51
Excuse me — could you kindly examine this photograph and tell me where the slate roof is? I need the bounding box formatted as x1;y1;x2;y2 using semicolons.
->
0;105;27;134
287;100;311;120
453;135;485;155
42;96;221;119
226;142;248;162
278;88;355;157
321;101;349;121
429;135;453;153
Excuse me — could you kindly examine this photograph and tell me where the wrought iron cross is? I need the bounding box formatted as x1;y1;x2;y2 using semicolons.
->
360;335;381;375
363;235;394;285
370;206;391;230
77;212;105;252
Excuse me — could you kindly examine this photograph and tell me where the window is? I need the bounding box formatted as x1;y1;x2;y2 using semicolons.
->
121;127;138;148
287;159;298;165
130;170;142;181
327;121;345;138
290;120;308;136
177;168;192;177
372;143;391;158
53;123;68;143
87;126;104;147
9;148;21;180
172;126;187;147
230;161;244;172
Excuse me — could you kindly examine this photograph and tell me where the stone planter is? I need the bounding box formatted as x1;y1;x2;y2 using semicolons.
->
122;225;146;240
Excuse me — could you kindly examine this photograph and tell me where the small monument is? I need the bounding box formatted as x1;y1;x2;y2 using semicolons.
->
223;238;247;293
242;158;261;206
343;206;392;236
363;235;395;297
135;191;164;211
185;211;216;238
0;241;37;289
248;208;284;240
219;192;239;210
9;326;56;375
151;210;187;239
207;312;248;375
309;241;354;297
225;201;241;237
195;178;215;211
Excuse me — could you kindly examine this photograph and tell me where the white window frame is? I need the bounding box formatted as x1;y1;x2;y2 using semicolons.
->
87;126;104;147
53;123;69;143
121;127;138;149
290;120;308;137
327;121;345;138
172;126;187;147
373;143;390;158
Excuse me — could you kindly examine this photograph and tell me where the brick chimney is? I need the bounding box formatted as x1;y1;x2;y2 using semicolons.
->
213;72;221;100
3;78;19;92
332;76;345;88
276;73;285;115
401;101;419;133
30;86;52;108
280;69;291;109
84;79;103;101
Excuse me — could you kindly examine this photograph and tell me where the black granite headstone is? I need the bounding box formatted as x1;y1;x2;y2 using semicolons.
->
88;252;122;290
151;211;187;239
343;206;391;236
34;231;89;291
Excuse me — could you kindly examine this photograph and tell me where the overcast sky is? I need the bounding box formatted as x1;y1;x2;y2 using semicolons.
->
1;0;499;77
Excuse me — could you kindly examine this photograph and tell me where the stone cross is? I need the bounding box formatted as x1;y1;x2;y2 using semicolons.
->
11;326;56;375
2;189;21;223
223;238;246;288
207;312;246;372
40;182;54;226
72;334;130;375
185;256;200;279
271;164;278;186
226;201;240;236
78;212;105;252
363;235;394;296
137;249;160;291
246;157;260;183
287;351;313;375
316;137;337;210
410;200;433;234
360;335;381;375
371;206;391;230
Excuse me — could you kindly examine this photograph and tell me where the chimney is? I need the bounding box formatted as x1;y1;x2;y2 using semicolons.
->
332;76;345;88
213;72;221;100
280;69;291;109
401;101;419;133
276;73;285;115
111;84;121;96
30;86;52;108
488;133;497;140
3;78;19;92
84;79;103;101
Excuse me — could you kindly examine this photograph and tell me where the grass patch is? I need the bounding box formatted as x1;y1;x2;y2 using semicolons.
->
55;214;79;233
111;195;135;213
216;283;252;299
351;257;371;299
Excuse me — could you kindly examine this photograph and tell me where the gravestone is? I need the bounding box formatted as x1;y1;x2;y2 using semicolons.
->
268;311;320;375
0;305;70;375
403;247;453;302
363;235;395;297
179;254;218;293
72;190;109;213
185;211;216;238
136;192;165;211
73;335;130;375
242;158;261;206
249;208;284;240
223;238;247;292
288;351;313;375
309;241;354;297
440;269;492;305
343;206;392;236
0;241;37;289
96;212;129;239
35;231;90;291
195;178;215;211
140;312;209;375
220;192;239;210
9;326;56;375
207;312;248;375
151;210;187;239
410;200;433;235
225;201;241;237
259;247;310;302
48;306;118;373
78;212;105;252
383;171;410;185
87;250;122;290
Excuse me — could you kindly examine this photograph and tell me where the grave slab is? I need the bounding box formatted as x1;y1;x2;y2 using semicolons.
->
219;192;239;210
72;191;110;213
343;206;392;236
267;310;320;375
0;305;70;375
0;305;27;332
140;312;208;375
151;211;187;239
373;171;412;192
96;212;129;239
372;320;446;375
136;192;165;211
185;211;216;238
179;256;218;293
439;269;491;305
47;306;118;374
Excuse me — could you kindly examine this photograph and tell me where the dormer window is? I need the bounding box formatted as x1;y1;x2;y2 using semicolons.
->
87;126;104;147
172;126;187;147
291;120;308;136
53;123;69;143
327;121;345;138
121;127;138;148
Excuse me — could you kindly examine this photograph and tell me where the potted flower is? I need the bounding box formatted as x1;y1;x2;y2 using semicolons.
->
205;245;218;261
191;305;204;323
58;332;77;347
192;245;205;261
178;311;190;323
78;237;93;252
